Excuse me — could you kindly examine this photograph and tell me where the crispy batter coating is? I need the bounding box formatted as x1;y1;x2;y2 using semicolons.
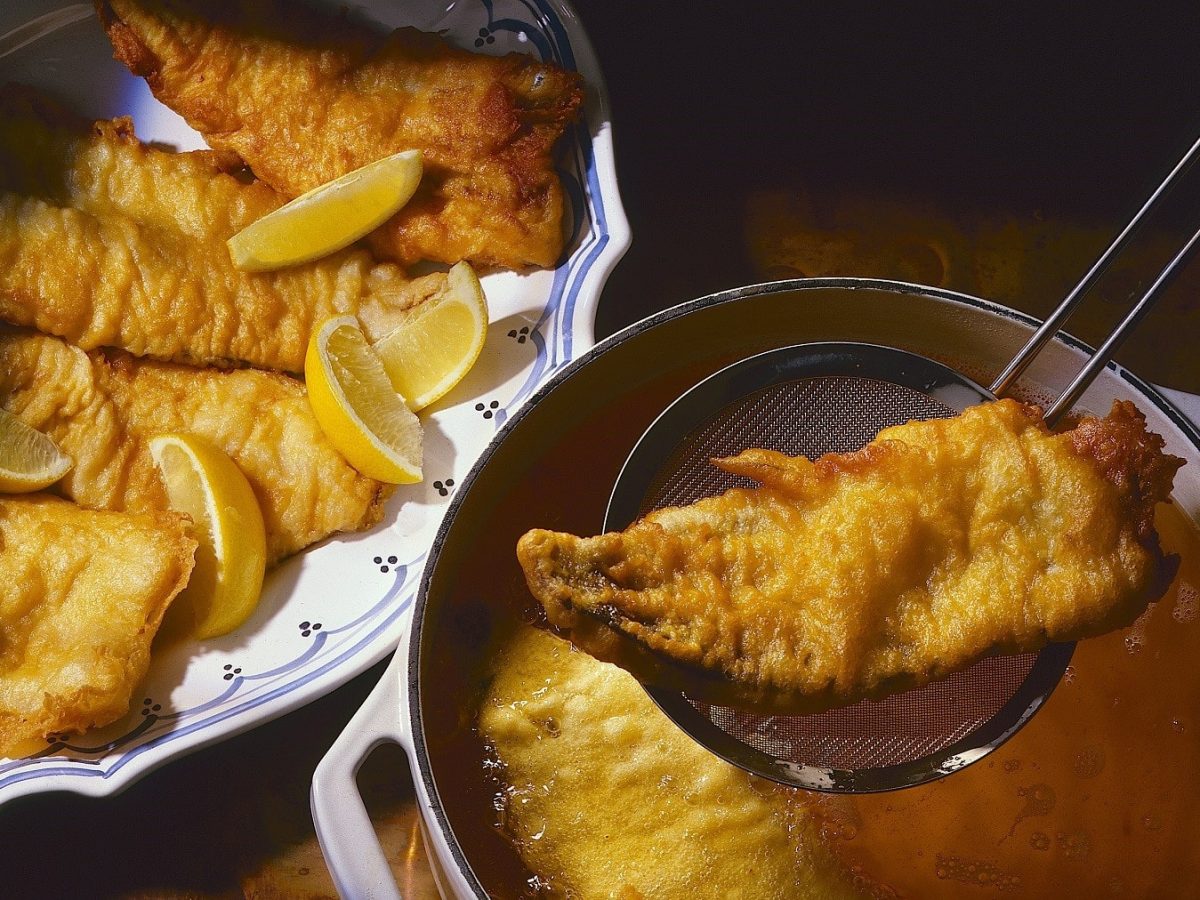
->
0;85;447;373
479;626;858;898
98;0;584;269
518;400;1183;713
0;329;388;564
0;495;195;754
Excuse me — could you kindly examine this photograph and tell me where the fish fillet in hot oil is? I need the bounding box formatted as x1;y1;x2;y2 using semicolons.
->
0;329;388;564
479;626;859;899
518;400;1183;713
98;0;584;269
0;495;195;754
0;85;447;373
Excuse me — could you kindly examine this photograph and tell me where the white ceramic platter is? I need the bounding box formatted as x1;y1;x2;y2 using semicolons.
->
0;0;628;803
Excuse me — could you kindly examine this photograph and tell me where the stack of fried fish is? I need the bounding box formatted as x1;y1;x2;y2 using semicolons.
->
0;0;582;753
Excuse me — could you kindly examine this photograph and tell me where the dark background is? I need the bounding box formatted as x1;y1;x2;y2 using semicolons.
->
591;2;1200;338
6;2;1200;896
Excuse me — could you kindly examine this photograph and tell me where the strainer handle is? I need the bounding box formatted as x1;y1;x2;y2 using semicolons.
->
1043;224;1200;424
990;131;1200;400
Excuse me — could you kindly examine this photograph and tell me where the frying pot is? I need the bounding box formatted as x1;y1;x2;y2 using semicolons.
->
311;278;1200;898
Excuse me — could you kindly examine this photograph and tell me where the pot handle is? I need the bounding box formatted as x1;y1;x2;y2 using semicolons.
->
311;641;408;900
1159;386;1200;430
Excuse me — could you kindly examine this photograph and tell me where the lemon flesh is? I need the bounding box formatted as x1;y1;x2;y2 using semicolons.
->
149;433;267;640
305;316;423;484
228;149;422;271
0;408;73;493
372;261;489;412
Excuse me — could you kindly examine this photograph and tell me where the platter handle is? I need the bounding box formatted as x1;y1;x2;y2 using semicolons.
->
311;634;409;900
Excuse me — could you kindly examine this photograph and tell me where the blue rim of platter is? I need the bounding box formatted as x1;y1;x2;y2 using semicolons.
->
0;0;630;802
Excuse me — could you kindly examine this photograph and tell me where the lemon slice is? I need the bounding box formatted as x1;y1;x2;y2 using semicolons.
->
372;261;489;411
0;408;73;493
228;149;423;271
149;433;267;640
305;316;423;484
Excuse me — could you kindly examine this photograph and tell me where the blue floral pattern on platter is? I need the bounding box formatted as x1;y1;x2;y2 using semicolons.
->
0;0;627;801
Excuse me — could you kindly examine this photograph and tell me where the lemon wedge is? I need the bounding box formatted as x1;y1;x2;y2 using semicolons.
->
372;261;489;411
305;316;423;484
0;408;73;493
149;433;267;640
228;149;423;271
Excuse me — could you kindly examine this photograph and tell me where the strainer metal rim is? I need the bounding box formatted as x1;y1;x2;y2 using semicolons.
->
605;341;995;525
604;342;1076;792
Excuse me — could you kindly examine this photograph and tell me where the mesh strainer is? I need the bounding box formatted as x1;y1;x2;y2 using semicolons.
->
602;137;1200;792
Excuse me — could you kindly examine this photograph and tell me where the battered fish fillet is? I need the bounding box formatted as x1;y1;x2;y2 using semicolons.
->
518;400;1183;714
479;626;859;899
0;329;388;564
99;0;584;269
0;85;448;373
0;495;195;754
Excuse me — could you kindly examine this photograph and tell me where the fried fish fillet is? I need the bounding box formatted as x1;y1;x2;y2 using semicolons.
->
99;0;584;269
0;495;195;754
0;85;448;373
0;329;388;564
518;400;1183;713
479;626;859;899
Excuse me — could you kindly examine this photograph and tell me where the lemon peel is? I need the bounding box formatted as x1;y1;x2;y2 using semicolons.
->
305;316;423;484
228;149;422;271
373;261;489;411
149;433;267;640
0;408;73;493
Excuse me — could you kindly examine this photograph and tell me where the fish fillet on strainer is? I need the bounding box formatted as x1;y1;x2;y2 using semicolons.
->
518;400;1182;714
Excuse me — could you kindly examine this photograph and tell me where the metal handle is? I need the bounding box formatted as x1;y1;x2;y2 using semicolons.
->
1043;225;1200;425
989;132;1200;411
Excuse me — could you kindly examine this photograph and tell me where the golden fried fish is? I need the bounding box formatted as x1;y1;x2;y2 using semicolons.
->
0;495;195;754
98;0;584;269
479;625;859;898
0;85;447;373
518;400;1183;713
0;329;388;564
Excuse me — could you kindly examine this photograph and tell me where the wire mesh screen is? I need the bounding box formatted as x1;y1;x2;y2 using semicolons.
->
637;375;1039;771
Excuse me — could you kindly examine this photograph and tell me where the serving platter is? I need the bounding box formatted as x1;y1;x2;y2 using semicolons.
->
0;0;628;803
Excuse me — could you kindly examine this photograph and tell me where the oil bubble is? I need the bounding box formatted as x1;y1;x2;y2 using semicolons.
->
934;854;1021;890
1056;829;1093;861
1173;583;1197;623
1073;745;1105;778
848;865;901;900
1123;607;1153;653
1018;783;1056;815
